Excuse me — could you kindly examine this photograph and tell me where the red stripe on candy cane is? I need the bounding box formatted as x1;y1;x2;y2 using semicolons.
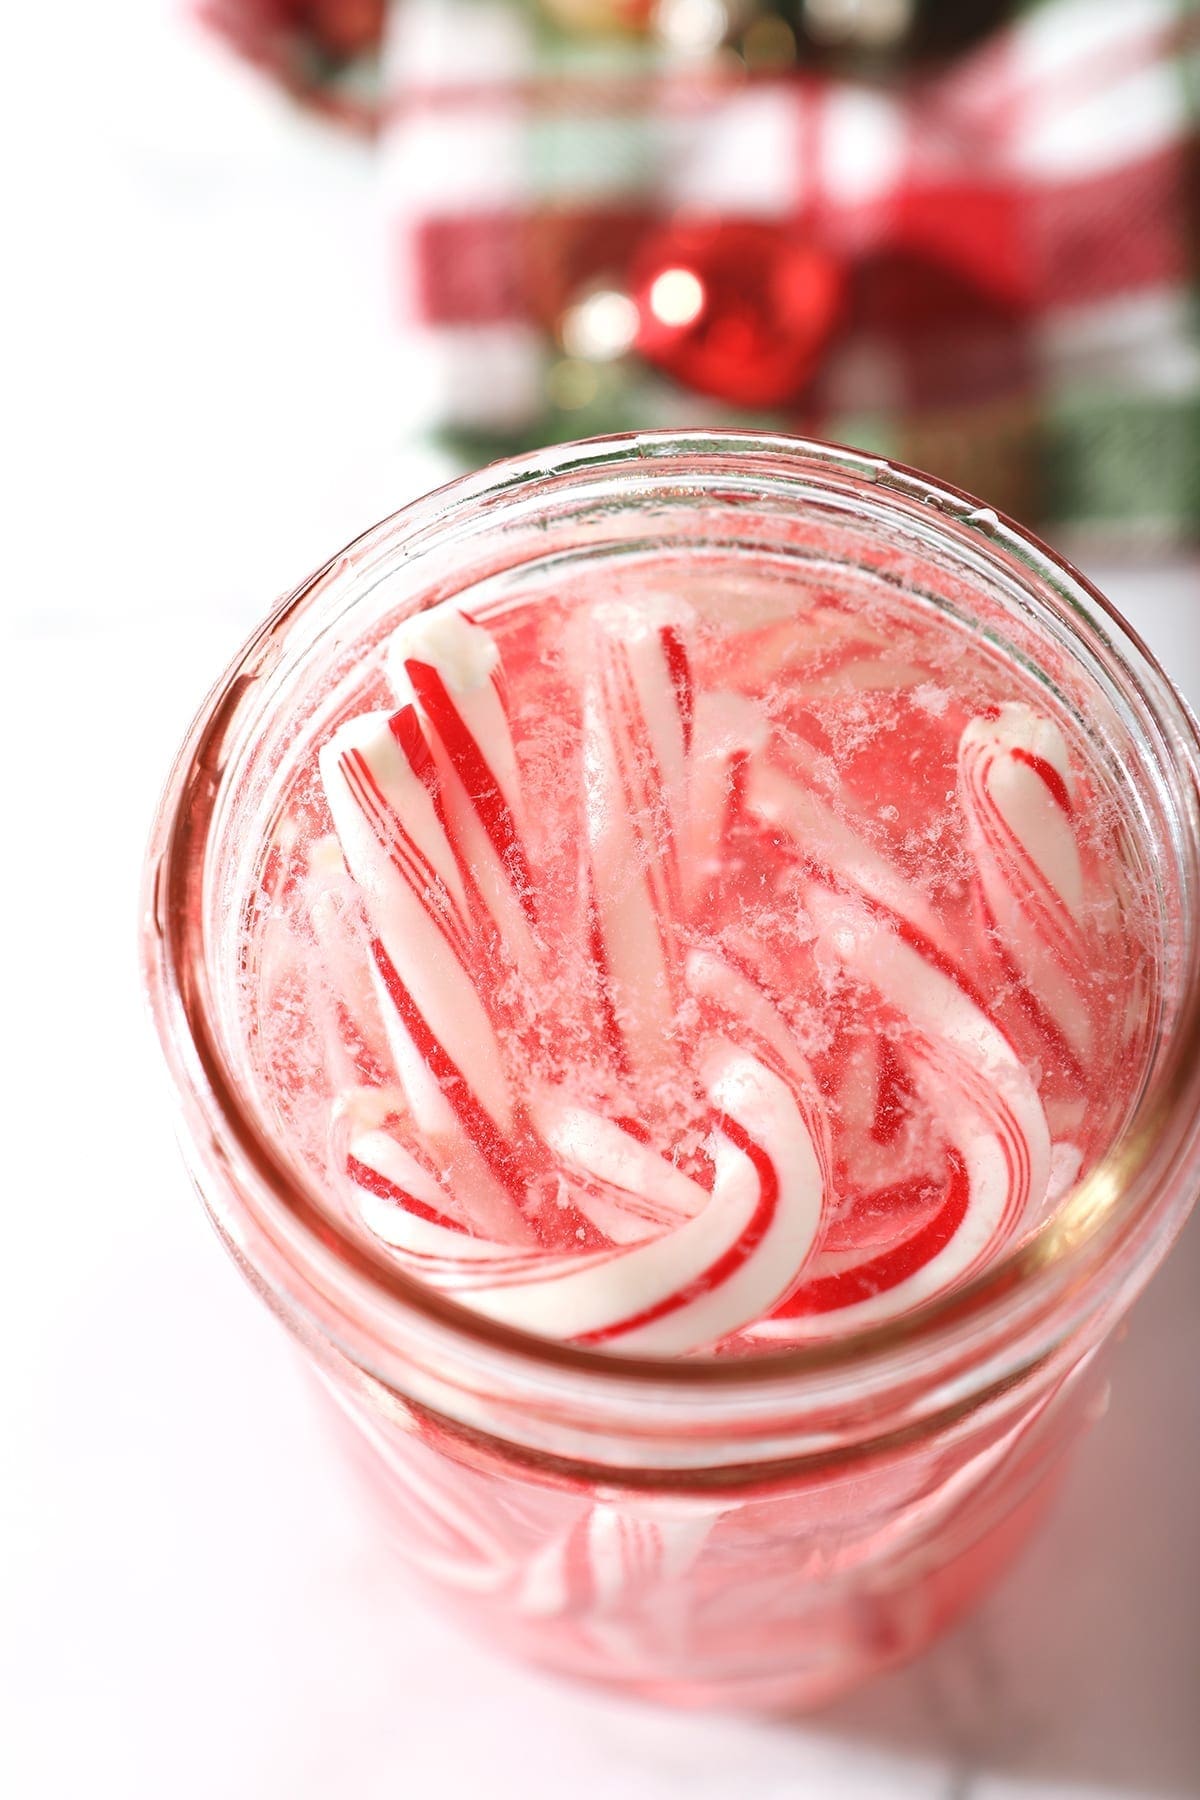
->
586;875;632;1078
345;1043;825;1355
777;1149;969;1316
387;605;541;970
405;658;538;928
342;747;475;969
1011;746;1073;817
371;937;528;1206
869;1037;916;1148
749;885;1050;1340
346;1154;465;1234
577;1113;781;1346
659;623;694;758
320;708;526;1224
958;704;1093;1069
685;691;768;907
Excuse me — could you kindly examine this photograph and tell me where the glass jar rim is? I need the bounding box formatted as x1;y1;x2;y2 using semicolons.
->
142;429;1200;1403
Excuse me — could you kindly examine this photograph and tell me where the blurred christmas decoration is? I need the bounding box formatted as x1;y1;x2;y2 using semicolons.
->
628;221;846;407
198;0;385;120
202;0;1200;552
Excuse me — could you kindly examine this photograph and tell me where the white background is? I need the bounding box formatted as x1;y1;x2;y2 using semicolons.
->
3;4;1198;1796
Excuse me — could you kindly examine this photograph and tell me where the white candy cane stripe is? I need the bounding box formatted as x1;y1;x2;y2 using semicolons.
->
320;704;519;1143
346;1043;825;1354
388;602;541;972
532;1095;704;1244
478;1044;824;1353
686;945;823;1104
684;690;768;904
748;886;1051;1339
346;1101;702;1255
345;1128;657;1307
583;597;695;1077
958;703;1093;1068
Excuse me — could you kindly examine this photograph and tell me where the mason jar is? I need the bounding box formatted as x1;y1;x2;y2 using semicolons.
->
141;432;1200;1708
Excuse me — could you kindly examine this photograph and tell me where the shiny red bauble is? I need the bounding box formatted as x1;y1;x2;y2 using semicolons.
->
629;219;846;409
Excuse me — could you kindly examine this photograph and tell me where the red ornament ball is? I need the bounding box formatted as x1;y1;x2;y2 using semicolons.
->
629;220;845;409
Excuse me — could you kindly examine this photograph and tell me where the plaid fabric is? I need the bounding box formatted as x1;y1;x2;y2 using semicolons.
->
204;0;1200;551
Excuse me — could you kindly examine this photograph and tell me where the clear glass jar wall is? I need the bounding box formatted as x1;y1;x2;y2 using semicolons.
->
143;434;1200;1707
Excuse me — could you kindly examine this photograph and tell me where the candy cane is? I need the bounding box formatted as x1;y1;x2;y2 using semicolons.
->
582;597;694;1079
958;703;1093;1070
306;838;394;1092
317;597;1084;1364
345;1095;701;1252
686;945;822;1099
320;704;537;1224
325;696;644;1251
388;603;541;973
344;1042;825;1355
531;1094;703;1244
745;754;948;954
748;885;1051;1340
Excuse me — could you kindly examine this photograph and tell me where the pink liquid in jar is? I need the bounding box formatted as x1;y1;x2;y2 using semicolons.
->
231;546;1158;1704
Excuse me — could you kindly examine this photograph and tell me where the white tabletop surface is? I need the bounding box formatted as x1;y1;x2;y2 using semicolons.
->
4;5;1199;1796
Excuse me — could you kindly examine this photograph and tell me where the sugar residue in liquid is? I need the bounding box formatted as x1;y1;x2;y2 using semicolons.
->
238;557;1154;1355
